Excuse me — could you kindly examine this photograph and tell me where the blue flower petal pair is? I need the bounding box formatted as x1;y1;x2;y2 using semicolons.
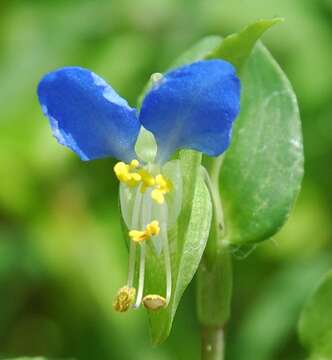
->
37;60;241;164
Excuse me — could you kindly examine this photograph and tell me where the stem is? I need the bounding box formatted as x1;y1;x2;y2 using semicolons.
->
198;156;233;360
201;327;224;360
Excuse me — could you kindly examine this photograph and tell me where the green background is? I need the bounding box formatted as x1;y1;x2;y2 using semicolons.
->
0;0;331;359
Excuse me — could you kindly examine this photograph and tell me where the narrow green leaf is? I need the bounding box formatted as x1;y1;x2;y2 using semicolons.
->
208;18;283;70
144;150;212;344
299;270;332;359
220;43;304;246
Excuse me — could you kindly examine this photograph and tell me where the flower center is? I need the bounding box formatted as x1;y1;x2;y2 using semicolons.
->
114;160;172;204
113;159;173;312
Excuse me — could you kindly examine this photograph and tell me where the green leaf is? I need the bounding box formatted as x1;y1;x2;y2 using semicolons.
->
170;35;222;69
220;43;304;246
299;270;332;359
144;150;212;344
208;18;283;70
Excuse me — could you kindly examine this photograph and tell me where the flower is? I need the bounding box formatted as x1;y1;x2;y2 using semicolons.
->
37;60;241;312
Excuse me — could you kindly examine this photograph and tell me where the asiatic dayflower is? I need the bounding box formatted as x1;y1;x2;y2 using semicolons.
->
37;60;241;312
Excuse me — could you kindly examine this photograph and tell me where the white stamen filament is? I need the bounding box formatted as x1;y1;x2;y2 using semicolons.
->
133;190;152;308
133;243;146;308
161;205;172;305
127;186;142;288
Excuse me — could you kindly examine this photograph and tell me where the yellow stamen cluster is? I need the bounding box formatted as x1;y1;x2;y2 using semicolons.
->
129;220;160;243
114;160;141;187
114;160;172;204
151;174;172;204
139;169;155;193
113;286;136;312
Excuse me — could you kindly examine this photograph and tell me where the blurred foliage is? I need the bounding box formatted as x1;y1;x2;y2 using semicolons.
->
299;269;332;359
0;1;331;359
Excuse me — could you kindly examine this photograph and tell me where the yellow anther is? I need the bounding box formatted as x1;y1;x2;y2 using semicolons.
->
151;174;172;204
142;294;166;311
145;220;160;236
139;169;155;193
129;159;139;169
114;161;172;202
129;220;160;243
114;160;141;187
113;286;136;312
151;189;165;204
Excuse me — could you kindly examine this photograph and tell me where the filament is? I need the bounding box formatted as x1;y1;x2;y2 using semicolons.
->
127;186;142;288
161;205;172;305
133;191;152;308
133;243;146;308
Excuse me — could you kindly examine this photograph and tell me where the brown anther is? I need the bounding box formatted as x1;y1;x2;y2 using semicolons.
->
113;286;136;312
142;294;166;311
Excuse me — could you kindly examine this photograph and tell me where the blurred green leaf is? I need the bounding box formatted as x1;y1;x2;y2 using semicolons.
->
3;358;75;360
3;358;48;360
208;18;283;70
229;256;330;360
220;43;303;246
299;269;332;359
144;150;212;344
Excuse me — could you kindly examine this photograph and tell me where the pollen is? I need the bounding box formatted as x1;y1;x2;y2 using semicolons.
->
114;160;141;187
151;174;172;204
113;286;136;312
142;294;166;311
129;220;160;243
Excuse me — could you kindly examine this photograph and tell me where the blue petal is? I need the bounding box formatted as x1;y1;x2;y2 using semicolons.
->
139;60;241;163
37;67;140;162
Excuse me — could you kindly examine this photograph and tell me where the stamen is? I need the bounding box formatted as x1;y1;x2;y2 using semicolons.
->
161;205;172;306
113;286;136;312
142;294;166;311
114;160;141;187
127;187;143;288
151;189;164;204
128;220;160;243
129;159;139;169
139;169;155;193
151;174;172;204
133;191;153;309
133;243;146;308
